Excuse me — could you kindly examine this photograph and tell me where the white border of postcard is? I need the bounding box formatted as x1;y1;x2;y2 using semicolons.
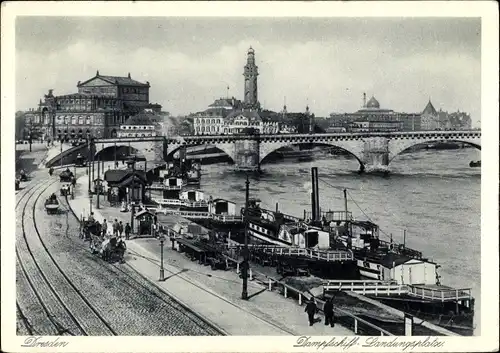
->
1;1;498;352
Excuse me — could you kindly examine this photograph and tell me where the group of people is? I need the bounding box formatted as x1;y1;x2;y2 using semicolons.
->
100;218;132;240
86;213;132;240
304;297;336;328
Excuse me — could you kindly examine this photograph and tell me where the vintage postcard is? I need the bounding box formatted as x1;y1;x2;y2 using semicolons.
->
1;1;498;352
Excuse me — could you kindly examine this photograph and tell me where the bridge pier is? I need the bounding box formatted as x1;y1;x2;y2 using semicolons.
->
233;138;261;172
361;137;391;174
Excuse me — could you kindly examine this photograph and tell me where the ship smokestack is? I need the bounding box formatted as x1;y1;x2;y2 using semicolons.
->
311;167;320;221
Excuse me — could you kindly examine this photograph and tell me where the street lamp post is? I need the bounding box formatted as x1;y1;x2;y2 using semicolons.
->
87;135;91;194
159;237;165;281
96;154;101;209
241;174;250;300
89;193;93;216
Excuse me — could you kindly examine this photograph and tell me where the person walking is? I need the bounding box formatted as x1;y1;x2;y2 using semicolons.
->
305;298;318;326
102;219;108;237
323;297;335;327
118;221;124;238
125;222;131;240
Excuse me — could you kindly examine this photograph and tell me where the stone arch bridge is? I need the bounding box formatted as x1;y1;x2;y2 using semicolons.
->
46;131;481;173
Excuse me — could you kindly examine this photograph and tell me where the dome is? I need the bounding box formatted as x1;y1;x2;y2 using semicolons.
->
366;96;380;109
247;46;255;55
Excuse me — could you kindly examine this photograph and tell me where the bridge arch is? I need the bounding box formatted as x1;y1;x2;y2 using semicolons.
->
389;138;481;163
94;144;145;161
166;143;235;163
259;140;365;169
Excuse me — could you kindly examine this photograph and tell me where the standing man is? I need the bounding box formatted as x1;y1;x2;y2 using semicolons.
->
125;222;131;240
323;297;335;327
113;219;119;237
102;219;108;237
118;221;124;238
305;298;318;326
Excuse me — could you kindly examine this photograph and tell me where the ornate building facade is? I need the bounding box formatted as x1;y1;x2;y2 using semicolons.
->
32;71;161;141
329;94;421;131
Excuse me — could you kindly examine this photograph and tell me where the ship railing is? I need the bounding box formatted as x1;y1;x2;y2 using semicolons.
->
149;183;182;191
227;244;353;262
212;214;243;223
259;208;303;223
153;198;208;208
407;285;472;302
158;209;212;219
377;239;423;258
323;279;407;296
304;210;353;222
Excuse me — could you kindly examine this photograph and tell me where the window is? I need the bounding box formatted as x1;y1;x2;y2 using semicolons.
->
78;116;84;125
57;116;62;121
86;116;92;125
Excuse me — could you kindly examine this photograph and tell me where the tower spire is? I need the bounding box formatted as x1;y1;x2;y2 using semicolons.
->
243;46;259;109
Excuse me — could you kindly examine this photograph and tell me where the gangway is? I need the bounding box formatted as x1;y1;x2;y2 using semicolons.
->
323;279;407;296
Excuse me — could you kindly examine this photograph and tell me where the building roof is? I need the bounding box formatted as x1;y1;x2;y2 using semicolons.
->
225;110;262;123
104;169;148;184
422;100;438;115
366;96;380;109
78;71;149;87
123;111;156;126
208;97;238;109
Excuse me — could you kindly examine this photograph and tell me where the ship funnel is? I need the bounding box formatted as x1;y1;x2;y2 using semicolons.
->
311;167;320;221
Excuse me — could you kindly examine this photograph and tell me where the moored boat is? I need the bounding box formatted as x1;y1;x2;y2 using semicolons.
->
239;167;475;334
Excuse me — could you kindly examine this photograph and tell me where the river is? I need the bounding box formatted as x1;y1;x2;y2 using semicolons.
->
199;147;482;334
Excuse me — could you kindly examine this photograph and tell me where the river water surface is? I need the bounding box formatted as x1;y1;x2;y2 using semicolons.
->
199;147;482;334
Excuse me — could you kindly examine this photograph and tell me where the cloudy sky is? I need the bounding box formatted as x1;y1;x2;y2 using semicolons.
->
16;17;481;125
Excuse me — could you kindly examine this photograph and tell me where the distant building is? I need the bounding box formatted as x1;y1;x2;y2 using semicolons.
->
329;93;421;131
118;111;159;138
224;110;263;134
193;97;242;135
420;99;472;130
30;71;162;141
420;99;439;130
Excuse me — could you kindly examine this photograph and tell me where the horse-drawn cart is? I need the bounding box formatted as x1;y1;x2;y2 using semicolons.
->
59;168;74;182
45;194;59;214
89;234;126;263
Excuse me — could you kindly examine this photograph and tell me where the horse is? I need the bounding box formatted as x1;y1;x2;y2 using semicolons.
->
101;237;127;262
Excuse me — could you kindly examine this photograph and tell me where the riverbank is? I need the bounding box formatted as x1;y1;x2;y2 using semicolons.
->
66;173;354;336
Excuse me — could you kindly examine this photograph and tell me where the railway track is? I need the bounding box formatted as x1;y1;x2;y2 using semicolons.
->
60;195;226;335
16;179;117;336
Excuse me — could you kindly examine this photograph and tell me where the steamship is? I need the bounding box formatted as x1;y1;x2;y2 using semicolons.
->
242;167;475;335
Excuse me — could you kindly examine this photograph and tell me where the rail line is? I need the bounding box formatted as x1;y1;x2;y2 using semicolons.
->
16;179;117;336
123;248;297;335
62;196;226;335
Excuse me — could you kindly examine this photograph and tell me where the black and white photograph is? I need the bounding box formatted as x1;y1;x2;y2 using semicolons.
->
1;1;498;352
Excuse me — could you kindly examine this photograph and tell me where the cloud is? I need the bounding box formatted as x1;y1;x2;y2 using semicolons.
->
16;35;481;125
